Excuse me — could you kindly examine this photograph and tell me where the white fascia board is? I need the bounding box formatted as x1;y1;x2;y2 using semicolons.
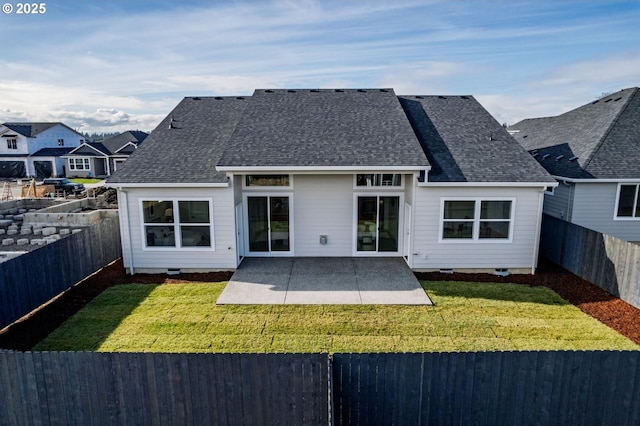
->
553;175;640;184
216;165;430;174
418;181;559;188
108;182;230;189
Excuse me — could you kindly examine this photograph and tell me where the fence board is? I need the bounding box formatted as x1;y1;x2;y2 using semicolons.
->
541;214;640;309
0;217;121;329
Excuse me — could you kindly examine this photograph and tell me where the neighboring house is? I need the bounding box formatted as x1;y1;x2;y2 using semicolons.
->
108;89;555;274
62;130;148;178
0;122;85;178
509;87;640;241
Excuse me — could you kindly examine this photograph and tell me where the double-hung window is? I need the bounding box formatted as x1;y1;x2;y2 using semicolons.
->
142;199;213;248
616;184;640;219
441;199;514;241
69;158;90;171
7;139;17;149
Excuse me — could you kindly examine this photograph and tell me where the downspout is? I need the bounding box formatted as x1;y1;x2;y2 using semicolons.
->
119;188;135;275
531;188;545;274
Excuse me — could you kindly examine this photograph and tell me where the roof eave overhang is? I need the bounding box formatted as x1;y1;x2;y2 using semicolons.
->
108;182;230;189
553;175;640;183
418;181;559;188
216;165;430;174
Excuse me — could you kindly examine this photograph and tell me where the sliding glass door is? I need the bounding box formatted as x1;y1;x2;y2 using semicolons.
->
247;195;291;254
356;196;400;253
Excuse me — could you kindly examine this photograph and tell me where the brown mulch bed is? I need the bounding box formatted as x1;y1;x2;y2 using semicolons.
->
1;258;639;351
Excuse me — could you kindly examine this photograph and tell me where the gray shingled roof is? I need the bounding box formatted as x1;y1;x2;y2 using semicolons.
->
108;97;249;184
2;122;79;138
509;88;640;179
217;89;428;168
65;143;110;157
30;147;75;156
101;131;148;155
109;89;555;185
400;95;555;183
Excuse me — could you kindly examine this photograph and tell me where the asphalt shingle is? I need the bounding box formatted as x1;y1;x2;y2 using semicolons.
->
217;89;428;168
400;95;555;183
108;97;249;184
509;88;640;179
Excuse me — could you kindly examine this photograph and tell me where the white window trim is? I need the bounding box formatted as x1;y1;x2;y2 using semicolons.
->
614;183;640;221
243;174;293;189
69;157;91;171
353;173;405;190
352;192;405;256
438;197;516;243
140;198;215;251
242;192;294;256
7;139;17;149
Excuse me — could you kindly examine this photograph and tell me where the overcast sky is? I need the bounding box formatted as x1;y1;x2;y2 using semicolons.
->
1;0;639;133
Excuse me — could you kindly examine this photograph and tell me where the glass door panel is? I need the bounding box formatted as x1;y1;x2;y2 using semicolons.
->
247;195;291;253
356;195;400;253
357;196;377;252
378;196;399;252
248;197;269;252
270;196;290;251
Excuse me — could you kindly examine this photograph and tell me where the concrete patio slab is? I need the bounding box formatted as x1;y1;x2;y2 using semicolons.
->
217;257;432;305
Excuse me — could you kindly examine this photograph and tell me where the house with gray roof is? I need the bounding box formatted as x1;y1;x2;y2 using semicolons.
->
108;89;555;274
0;122;85;178
509;87;640;241
62;130;148;178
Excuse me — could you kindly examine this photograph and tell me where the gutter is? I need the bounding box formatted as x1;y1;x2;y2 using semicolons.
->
553;176;640;184
417;181;558;188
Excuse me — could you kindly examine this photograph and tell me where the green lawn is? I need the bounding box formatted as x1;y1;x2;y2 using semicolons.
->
34;281;639;353
69;178;104;184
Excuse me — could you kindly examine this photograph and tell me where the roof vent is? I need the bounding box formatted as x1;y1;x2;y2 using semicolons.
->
592;100;599;104
415;96;424;99
310;89;320;92
605;98;612;103
542;154;550;160
555;155;564;161
438;96;447;99
214;97;224;100
334;89;344;92
192;97;201;100
523;135;528;138
569;156;578;161
357;89;367;92
265;90;274;93
614;97;622;101
379;89;389;92
532;152;539;157
460;96;470;99
287;89;296;93
236;96;245;100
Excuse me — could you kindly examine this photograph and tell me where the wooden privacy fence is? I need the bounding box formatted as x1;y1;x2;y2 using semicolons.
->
1;350;640;426
541;214;640;309
0;351;329;426
332;351;640;426
0;217;121;329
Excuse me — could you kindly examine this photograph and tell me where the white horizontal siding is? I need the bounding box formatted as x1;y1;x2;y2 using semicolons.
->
411;186;543;270
120;187;237;271
572;183;640;241
292;175;353;256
